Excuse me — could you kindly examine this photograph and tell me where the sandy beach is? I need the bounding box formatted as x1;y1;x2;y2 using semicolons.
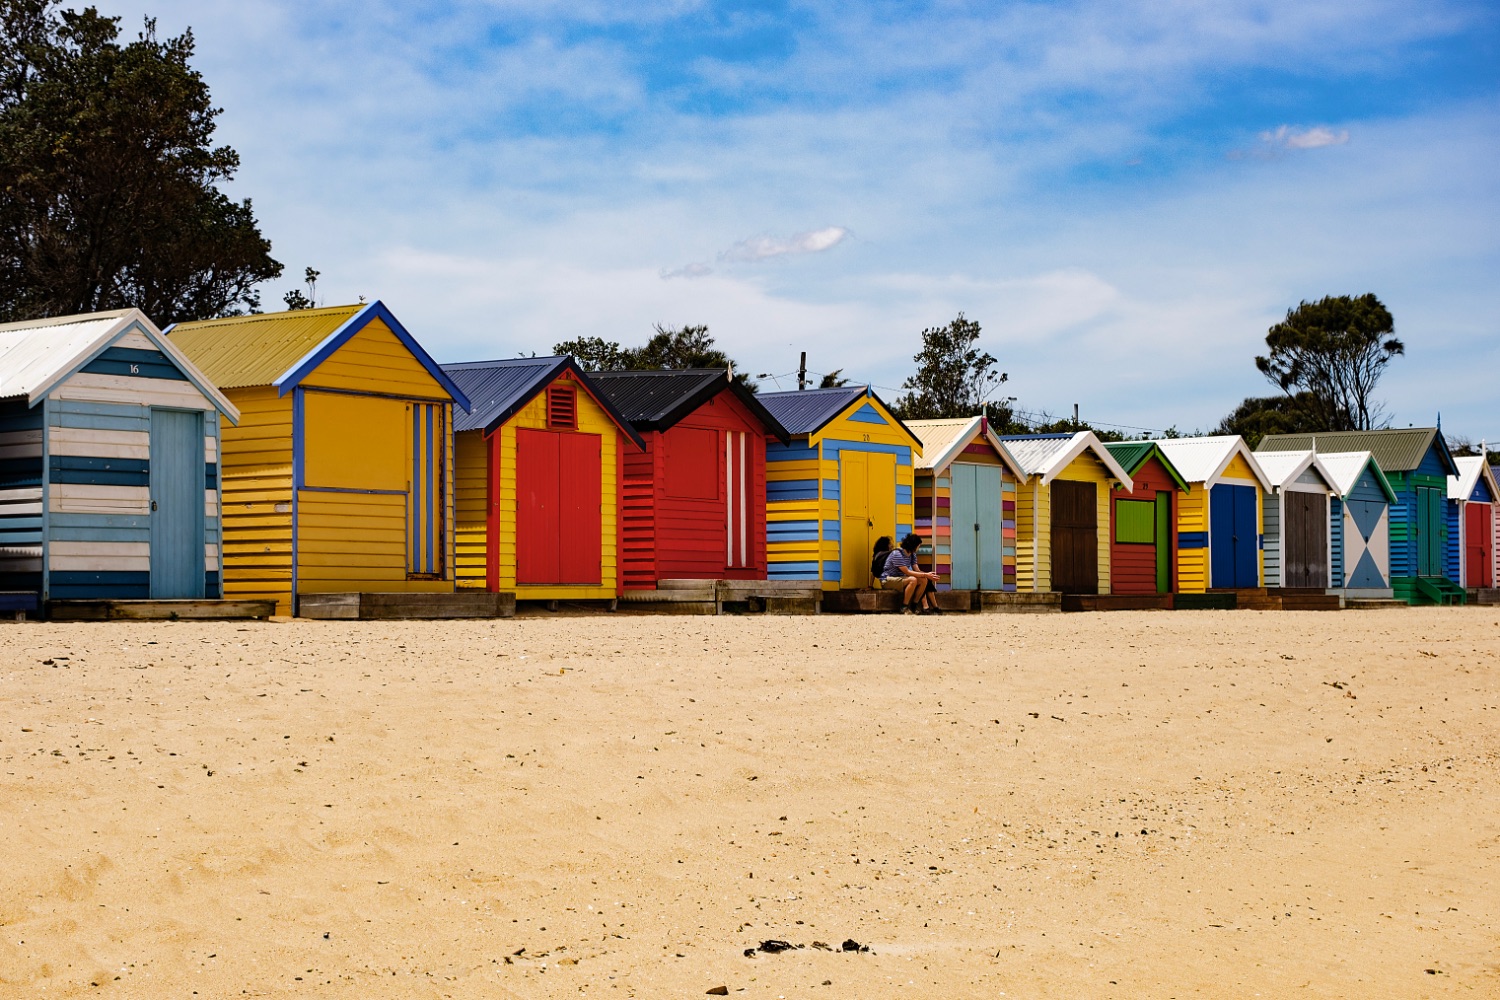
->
1;608;1497;998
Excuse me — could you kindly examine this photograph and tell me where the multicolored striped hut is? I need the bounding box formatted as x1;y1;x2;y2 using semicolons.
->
906;416;1022;592
441;357;642;602
1150;436;1270;592
170;303;469;614
587;370;788;589
758;387;919;590
999;432;1133;595
0;310;237;608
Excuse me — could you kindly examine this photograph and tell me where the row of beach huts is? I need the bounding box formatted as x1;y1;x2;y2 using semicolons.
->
1;302;1494;620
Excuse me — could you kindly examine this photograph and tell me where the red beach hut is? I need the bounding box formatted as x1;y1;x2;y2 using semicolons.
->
1103;441;1188;595
588;370;790;589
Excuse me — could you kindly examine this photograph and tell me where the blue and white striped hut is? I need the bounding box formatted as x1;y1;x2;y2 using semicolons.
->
0;310;238;605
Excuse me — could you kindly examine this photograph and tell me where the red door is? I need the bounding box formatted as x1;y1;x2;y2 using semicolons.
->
516;428;602;585
1465;502;1492;588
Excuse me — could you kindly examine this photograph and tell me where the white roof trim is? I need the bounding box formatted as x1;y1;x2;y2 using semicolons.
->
1448;455;1500;502
912;416;1026;479
1255;449;1336;492
1030;431;1133;491
1153;435;1272;491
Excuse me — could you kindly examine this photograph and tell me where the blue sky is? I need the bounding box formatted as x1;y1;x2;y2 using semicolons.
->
96;0;1500;438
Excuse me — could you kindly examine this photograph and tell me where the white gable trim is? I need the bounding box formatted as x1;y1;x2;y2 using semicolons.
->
1037;431;1133;491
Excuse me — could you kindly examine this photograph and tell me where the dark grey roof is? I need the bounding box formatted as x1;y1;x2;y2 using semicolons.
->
440;356;643;447
587;369;789;440
1258;427;1457;475
757;387;868;436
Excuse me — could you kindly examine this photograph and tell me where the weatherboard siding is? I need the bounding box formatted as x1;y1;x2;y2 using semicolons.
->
218;385;296;611
766;442;825;582
454;429;488;589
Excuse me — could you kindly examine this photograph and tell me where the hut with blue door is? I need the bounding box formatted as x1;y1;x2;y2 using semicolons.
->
0;309;237;608
906;416;1023;592
1259;428;1462;604
1149;436;1270;592
1315;451;1398;600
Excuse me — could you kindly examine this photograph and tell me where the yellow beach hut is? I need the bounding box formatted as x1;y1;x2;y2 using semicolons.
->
169;303;470;614
998;432;1134;594
1150;435;1272;592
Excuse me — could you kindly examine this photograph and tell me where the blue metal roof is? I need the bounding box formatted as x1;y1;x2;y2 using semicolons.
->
757;387;870;436
440;356;643;447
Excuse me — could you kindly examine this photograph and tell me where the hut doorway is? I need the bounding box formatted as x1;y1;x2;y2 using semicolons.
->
148;409;206;599
1465;503;1492;587
949;464;1005;590
1282;490;1329;589
1209;484;1259;588
1416;486;1445;577
1050;479;1098;594
515;428;603;585
839;450;896;588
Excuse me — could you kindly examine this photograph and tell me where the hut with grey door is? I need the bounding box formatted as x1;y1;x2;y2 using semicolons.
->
1255;450;1337;589
0;310;237;605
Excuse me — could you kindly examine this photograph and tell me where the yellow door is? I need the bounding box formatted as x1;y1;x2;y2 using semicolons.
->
840;451;870;587
867;451;897;568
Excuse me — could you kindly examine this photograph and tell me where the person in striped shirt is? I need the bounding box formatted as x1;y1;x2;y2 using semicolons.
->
880;533;941;614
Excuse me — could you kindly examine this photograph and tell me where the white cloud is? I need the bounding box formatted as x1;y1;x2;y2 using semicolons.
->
660;262;714;279
1260;125;1351;150
719;226;850;263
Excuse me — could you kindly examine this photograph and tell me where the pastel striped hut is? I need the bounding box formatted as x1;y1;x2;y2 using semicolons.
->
758;387;920;590
1150;435;1270;592
906;416;1023;592
170;303;470;614
442;357;642;601
0;310;237;607
999;432;1133;595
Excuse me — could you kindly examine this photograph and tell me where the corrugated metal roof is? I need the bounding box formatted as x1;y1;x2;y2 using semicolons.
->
0;309;238;421
587;369;789;440
1151;435;1270;489
1102;441;1189;492
906;417;1025;478
1254;449;1334;491
1317;451;1396;502
758;387;867;435
998;431;1133;488
1257;428;1456;475
0;310;133;402
169;305;362;388
1449;455;1499;502
443;357;566;433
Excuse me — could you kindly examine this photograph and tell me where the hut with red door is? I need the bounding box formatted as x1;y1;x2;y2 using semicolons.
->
1102;441;1188;596
587;369;789;588
1448;455;1499;592
442;357;643;602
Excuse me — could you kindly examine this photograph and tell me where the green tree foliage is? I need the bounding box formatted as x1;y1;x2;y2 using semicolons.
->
554;324;754;388
1214;392;1323;449
1255;294;1403;431
0;1;281;324
282;267;319;310
892;313;1006;420
818;368;849;388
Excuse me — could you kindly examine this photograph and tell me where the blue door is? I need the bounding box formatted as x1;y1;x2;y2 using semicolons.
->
949;465;978;590
149;409;204;599
974;465;1005;589
1210;483;1259;588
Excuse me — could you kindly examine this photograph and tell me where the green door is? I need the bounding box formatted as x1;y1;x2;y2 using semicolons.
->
1417;486;1445;577
1153;491;1171;593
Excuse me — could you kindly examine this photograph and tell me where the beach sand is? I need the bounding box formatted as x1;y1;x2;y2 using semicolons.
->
1;607;1496;998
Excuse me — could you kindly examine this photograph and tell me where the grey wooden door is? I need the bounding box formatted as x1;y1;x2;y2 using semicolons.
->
1282;491;1328;589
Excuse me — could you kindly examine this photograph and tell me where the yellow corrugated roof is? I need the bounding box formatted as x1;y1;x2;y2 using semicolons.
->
169;305;363;389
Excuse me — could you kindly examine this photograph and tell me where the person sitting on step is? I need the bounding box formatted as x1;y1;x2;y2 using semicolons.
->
880;533;941;614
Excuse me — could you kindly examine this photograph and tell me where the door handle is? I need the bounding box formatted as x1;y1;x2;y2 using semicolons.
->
151;501;158;512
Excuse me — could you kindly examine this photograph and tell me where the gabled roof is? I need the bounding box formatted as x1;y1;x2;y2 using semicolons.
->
998;431;1133;490
169;301;470;411
587;369;789;442
1253;449;1336;492
906;416;1025;478
1449;455;1500;503
1151;435;1271;490
1317;451;1398;504
441;356;644;448
0;308;238;421
1258;427;1458;477
1102;441;1189;492
758;386;919;446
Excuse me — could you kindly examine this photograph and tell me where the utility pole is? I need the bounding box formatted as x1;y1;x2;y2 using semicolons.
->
1073;402;1080;428
798;352;808;391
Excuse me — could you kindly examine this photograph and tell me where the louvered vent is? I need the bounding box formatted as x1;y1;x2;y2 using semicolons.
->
547;385;577;429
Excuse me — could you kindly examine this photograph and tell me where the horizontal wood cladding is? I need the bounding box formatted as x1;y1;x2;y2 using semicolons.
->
454;429;488;589
218;385;295;611
299;318;446;398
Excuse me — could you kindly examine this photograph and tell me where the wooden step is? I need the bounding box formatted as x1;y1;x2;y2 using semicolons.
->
48;598;277;622
297;592;515;620
978;591;1062;613
1062;594;1173;612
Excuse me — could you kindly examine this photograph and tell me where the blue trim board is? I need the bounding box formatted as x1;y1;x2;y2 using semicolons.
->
768;520;820;542
822;478;839;500
80;347;187;381
52;400;149;430
768;562;821;580
767;442;819;463
48;455;149;487
0;456;43;488
425;403;436;574
822;519;840;541
49;523;149;543
205;462;217;489
823;439;913;465
847;403;888;425
895;485;912;506
1178;531;1209;550
273;300;473;412
767;479;818;502
48;570;150;599
291;388;303;603
897;523;912;538
205;570;220;598
823;560;841;580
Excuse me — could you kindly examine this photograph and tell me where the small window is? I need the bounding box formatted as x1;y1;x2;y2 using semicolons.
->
547;385;577;429
1115;499;1155;543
